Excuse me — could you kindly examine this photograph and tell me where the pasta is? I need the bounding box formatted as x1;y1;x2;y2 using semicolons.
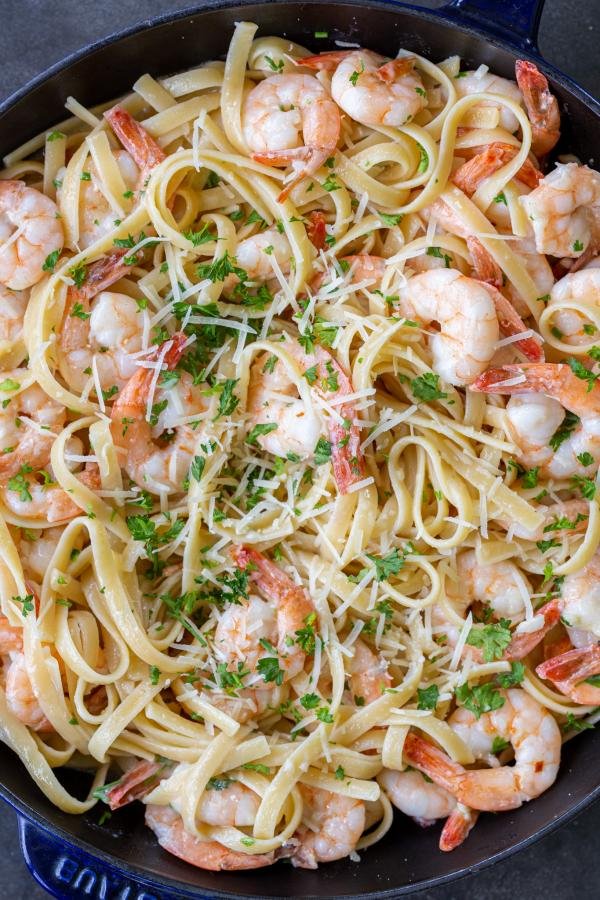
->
0;22;599;871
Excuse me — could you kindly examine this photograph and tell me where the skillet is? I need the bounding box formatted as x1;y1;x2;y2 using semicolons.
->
0;1;599;896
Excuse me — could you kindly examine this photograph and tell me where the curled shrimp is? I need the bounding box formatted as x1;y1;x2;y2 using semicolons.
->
396;269;499;386
435;553;559;661
243;74;341;202
4;651;52;732
290;785;365;868
231;545;315;680
1;464;101;524
0;375;66;478
515;60;560;157
404;688;561;812
58;250;143;394
346;638;391;705
472;362;600;478
145;804;274;871
378;769;478;852
0;181;63;290
546;265;600;346
521;163;600;258
302;50;427;128
247;336;365;494
110;333;208;494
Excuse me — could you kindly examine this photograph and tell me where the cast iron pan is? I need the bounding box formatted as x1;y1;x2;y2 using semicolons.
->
0;2;599;897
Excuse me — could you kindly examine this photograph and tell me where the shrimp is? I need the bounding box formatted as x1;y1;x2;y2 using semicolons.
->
521;163;600;258
546;266;600;346
0;181;63;290
452;141;542;196
454;549;532;623
472;362;600;478
110;333;208;493
0;615;23;652
231;545;315;680
67;151;139;250
536;645;600;705
396;269;499;386
4;652;52;731
403;688;561;812
504;235;555;318
303;50;426;129
59;287;144;395
435;553;559;661
103;106;166;182
226;228;292;291
0;376;66;478
454;69;523;133
0;284;28;357
243;74;341;202
145;804;274;871
290;785;365;868
346;638;391;705
247;336;365;494
515;60;560;157
104;760;169;810
535;552;600;704
1;465;101;524
378;769;478;852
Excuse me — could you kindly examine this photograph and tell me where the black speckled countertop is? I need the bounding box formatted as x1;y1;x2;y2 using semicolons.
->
1;1;599;897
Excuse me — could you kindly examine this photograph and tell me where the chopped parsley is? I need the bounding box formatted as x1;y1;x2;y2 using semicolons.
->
455;681;505;719
466;619;512;662
42;249;61;272
549;410;580;451
264;55;284;73
183;224;216;247
427;246;452;267
410;372;448;402
417;684;439;710
246;422;278;445
12;593;34;617
313;437;332;465
257;656;284;686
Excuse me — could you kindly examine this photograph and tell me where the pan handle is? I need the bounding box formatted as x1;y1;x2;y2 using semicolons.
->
443;0;545;49
18;816;173;900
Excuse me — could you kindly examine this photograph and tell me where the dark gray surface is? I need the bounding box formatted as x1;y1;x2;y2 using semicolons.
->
0;1;599;898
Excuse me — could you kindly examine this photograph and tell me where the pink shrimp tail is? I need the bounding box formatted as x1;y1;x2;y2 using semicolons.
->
439;805;479;852
504;600;560;660
470;364;542;394
478;282;544;363
76;250;132;301
536;644;600;695
231;545;300;600
453;142;542;195
106;760;166;810
377;57;416;83
307;210;328;250
515;61;560;157
403;732;463;794
104;105;165;174
300;51;352;72
468;237;504;289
